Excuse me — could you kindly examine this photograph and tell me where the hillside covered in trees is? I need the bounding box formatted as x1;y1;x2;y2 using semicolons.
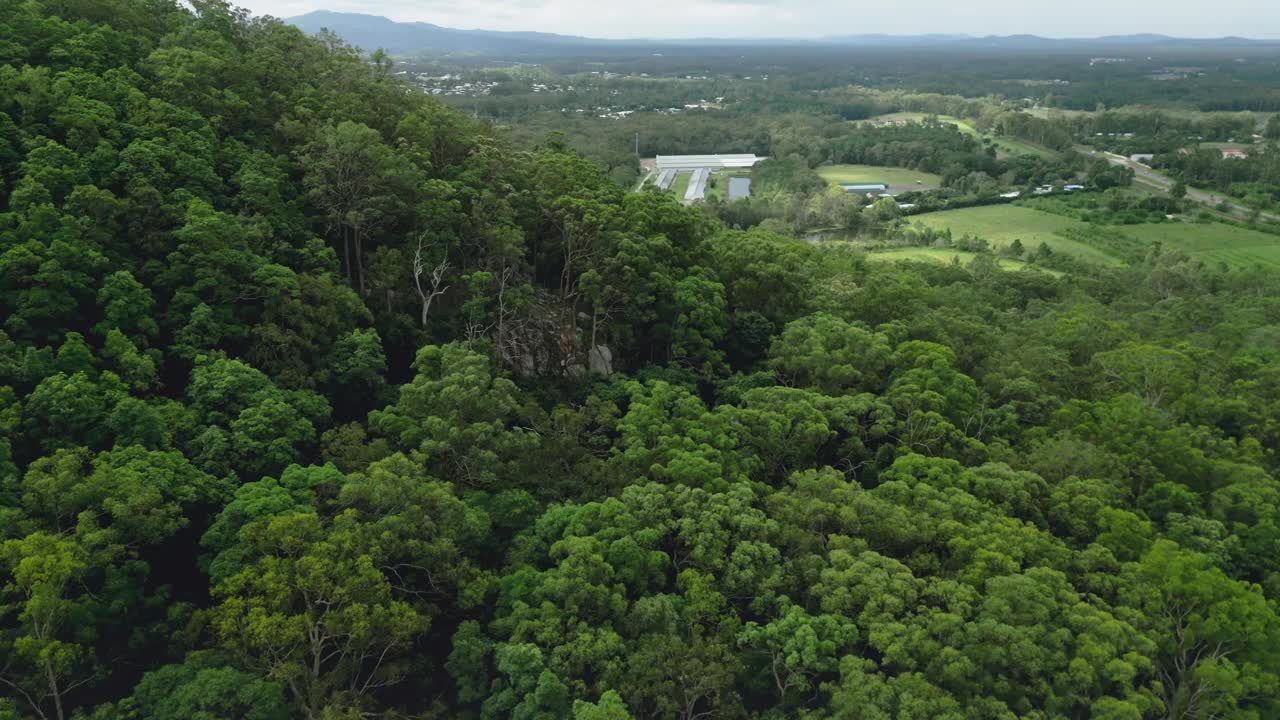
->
3;2;1280;719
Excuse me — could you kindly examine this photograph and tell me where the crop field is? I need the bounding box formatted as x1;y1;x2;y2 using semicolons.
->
909;206;1123;265
1120;222;1280;268
817;164;941;188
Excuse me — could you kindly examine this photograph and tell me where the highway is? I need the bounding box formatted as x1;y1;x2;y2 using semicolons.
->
1075;145;1280;223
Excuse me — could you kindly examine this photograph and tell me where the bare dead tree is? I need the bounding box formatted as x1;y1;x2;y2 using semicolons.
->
493;264;516;366
412;235;450;328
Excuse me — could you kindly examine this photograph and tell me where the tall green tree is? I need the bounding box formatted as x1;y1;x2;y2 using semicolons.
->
300;121;419;295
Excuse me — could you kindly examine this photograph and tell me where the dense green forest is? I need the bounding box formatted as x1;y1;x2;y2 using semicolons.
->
4;2;1280;720
436;47;1280;115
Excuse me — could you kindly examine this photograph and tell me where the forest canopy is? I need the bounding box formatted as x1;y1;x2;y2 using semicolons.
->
2;2;1280;720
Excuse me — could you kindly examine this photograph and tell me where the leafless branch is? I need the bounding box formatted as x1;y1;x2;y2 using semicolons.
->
412;235;450;328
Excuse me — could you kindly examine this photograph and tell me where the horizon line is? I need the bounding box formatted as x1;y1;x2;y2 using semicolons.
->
284;11;1280;44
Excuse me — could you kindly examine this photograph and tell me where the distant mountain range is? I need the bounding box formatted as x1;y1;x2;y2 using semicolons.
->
286;12;606;54
286;11;1280;55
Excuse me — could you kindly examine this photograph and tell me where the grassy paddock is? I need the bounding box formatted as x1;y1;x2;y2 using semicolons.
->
1120;222;1280;269
989;136;1061;159
817;164;941;188
909;205;1123;265
909;204;1280;269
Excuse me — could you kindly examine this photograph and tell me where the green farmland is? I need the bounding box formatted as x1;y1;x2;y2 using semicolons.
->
909;205;1280;270
817;164;941;188
1120;222;1280;269
909;206;1123;265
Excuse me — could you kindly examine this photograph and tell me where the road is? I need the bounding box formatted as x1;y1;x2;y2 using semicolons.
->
1074;145;1280;223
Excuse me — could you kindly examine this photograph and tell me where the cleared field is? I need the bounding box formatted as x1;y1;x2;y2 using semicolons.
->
1120;222;1280;269
865;112;980;137
1023;107;1093;120
990;136;1060;159
910;206;1280;269
863;248;1060;274
818;164;941;188
909;206;1123;266
866;110;1059;161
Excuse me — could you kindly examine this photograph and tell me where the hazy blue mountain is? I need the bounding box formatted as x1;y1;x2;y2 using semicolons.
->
286;12;1280;55
286;11;609;54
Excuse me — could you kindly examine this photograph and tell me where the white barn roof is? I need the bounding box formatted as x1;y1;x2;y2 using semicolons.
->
683;167;710;204
656;154;763;170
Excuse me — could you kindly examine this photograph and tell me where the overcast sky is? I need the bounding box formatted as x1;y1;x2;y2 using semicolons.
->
235;0;1271;39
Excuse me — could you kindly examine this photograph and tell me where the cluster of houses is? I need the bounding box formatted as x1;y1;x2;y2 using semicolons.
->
557;96;726;121
837;180;1083;208
871;118;914;128
836;182;921;211
1135;148;1253;161
1039;184;1085;194
838;183;920;211
1003;185;1082;198
403;73;505;97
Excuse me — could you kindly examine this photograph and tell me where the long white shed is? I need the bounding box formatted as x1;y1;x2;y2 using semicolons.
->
656;154;763;170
